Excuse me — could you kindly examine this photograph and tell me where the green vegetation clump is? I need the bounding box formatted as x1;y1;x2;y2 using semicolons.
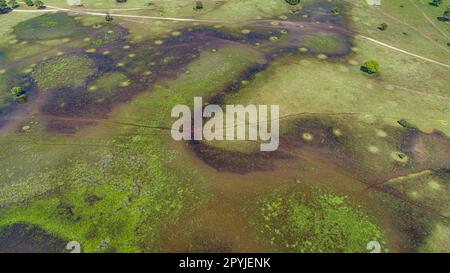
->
7;0;19;9
285;0;301;5
194;1;203;10
429;0;442;7
378;23;388;31
10;86;23;96
331;7;340;16
32;56;97;90
105;13;113;22
251;188;384;253
35;0;45;9
361;60;380;74
442;7;450;21
0;0;12;14
10;86;27;103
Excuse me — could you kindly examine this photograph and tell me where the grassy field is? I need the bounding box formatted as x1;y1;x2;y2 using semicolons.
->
0;0;449;252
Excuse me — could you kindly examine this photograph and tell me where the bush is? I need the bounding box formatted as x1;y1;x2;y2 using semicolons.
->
7;0;19;9
0;0;12;14
285;0;301;5
331;7;340;16
429;0;442;7
378;23;388;31
10;86;24;96
35;0;45;9
361;60;380;74
194;1;203;10
443;7;450;21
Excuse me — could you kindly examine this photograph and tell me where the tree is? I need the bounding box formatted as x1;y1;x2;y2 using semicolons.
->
429;0;442;7
443;6;450;21
10;86;24;96
105;12;113;22
0;0;12;14
285;0;301;5
10;86;28;103
194;1;203;10
331;7;340;16
35;0;45;9
7;0;19;8
24;0;34;6
378;22;388;31
361;60;380;74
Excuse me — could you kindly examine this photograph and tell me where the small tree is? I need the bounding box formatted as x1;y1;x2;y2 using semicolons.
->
443;7;450;21
7;0;19;8
35;0;45;9
429;0;442;7
285;0;301;5
378;22;388;31
194;1;203;10
331;7;340;16
10;86;24;96
361;60;380;74
105;12;113;22
24;0;34;6
0;0;12;14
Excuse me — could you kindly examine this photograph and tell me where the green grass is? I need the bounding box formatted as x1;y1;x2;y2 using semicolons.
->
384;170;450;218
88;72;129;99
31;55;97;90
0;45;263;252
300;33;348;53
0;0;448;253
249;187;384;253
217;49;449;175
14;13;87;41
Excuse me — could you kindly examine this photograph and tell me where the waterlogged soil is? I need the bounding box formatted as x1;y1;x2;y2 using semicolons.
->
0;224;66;253
0;1;449;253
1;4;354;133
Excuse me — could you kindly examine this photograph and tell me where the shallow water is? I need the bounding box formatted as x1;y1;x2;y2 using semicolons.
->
0;224;66;253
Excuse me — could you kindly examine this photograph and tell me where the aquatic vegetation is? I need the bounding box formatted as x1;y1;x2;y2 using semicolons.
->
0;0;448;253
31;55;97;90
250;188;384;253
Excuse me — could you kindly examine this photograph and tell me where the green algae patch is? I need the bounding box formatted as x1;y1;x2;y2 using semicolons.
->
14;13;87;41
32;55;97;91
250;188;384;253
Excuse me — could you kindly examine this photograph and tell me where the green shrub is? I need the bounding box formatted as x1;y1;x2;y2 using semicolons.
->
285;0;301;5
194;1;203;10
361;60;380;74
